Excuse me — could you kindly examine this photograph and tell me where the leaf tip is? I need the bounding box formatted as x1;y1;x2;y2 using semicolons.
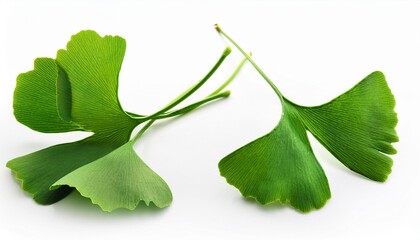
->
214;23;221;32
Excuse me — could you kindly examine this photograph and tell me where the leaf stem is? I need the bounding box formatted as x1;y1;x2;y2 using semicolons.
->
132;119;155;143
130;47;248;142
153;91;230;119
215;24;284;101
208;55;248;96
139;47;231;121
125;111;144;118
153;55;248;120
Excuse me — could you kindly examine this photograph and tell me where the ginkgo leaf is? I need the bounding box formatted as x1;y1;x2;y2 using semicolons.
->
216;25;398;212
56;30;139;139
219;71;398;212
219;104;331;212
53;141;172;211
13;58;81;132
6;136;123;204
295;71;398;181
8;31;140;205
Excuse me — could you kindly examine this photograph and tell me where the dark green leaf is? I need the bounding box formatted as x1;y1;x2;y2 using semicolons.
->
219;103;331;212
295;71;398;181
7;136;124;204
219;72;398;212
216;25;399;212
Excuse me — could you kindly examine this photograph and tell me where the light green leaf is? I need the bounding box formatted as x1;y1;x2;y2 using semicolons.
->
56;30;138;138
53;141;172;211
219;103;331;212
13;58;81;133
295;71;398;181
6;136;123;204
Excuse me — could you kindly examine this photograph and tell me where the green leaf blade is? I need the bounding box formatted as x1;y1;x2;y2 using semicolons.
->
219;105;331;212
215;26;399;212
6;137;122;204
53;141;172;211
295;71;398;182
56;30;137;136
13;58;81;133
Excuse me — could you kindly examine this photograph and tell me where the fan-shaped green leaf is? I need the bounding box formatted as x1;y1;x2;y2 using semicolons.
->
295;71;398;181
53;141;172;211
13;58;81;133
219;72;398;212
216;25;398;212
56;30;138;139
219;103;331;212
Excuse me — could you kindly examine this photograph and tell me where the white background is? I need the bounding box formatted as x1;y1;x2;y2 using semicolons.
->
1;0;419;239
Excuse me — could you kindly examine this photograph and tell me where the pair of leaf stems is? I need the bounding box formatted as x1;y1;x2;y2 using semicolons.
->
131;25;271;143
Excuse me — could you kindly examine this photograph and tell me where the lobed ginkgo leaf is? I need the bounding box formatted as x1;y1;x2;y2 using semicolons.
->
295;71;398;181
216;25;399;212
219;71;398;212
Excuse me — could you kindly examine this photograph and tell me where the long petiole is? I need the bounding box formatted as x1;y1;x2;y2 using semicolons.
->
153;91;230;120
137;46;232;121
125;111;144;118
131;54;247;142
208;55;248;96
132;119;155;143
215;24;284;101
149;54;248;120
